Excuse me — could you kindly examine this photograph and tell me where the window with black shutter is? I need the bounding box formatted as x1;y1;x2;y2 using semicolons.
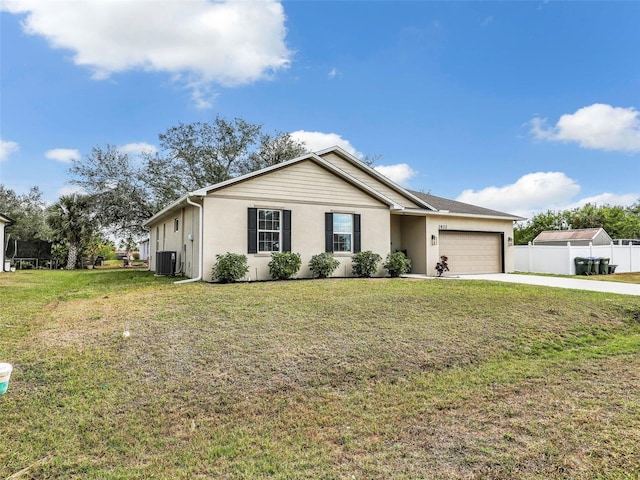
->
325;213;361;253
248;208;291;253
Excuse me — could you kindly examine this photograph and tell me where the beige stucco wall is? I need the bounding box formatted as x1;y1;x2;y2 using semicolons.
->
399;216;427;274
202;197;390;281
148;204;200;276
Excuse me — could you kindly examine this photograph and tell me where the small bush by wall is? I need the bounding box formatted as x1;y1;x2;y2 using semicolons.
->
384;251;411;277
352;251;382;278
308;252;340;279
269;252;302;280
212;253;249;283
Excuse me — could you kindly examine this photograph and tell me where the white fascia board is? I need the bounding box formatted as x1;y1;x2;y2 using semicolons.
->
312;157;401;208
192;152;400;209
396;209;524;221
191;152;318;196
144;149;406;227
425;210;526;221
142;193;195;228
314;146;436;210
144;153;321;227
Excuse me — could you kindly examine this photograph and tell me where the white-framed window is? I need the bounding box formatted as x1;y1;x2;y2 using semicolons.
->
332;213;353;252
258;209;281;252
174;218;179;232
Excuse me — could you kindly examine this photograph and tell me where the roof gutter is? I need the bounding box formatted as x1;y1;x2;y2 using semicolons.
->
174;195;203;284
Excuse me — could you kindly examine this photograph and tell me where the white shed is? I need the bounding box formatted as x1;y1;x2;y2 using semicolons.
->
533;227;612;246
1;213;15;272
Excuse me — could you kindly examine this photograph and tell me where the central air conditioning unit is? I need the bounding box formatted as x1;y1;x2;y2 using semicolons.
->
156;251;176;276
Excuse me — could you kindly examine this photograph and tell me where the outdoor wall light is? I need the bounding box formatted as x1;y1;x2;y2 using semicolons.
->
431;234;438;245
508;237;513;246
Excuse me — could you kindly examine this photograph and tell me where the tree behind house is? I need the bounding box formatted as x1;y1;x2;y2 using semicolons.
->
69;116;311;240
0;185;51;241
46;194;94;269
514;201;640;244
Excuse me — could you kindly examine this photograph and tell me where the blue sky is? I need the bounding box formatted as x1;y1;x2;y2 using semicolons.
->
1;0;639;219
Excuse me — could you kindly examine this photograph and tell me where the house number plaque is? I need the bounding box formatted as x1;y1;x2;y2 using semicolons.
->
438;225;448;230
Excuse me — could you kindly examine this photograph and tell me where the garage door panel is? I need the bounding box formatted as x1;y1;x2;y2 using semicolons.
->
440;232;502;274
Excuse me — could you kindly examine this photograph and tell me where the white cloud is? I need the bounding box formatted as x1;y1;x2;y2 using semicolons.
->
57;185;87;198
457;171;581;218
374;164;417;186
0;139;19;161
328;67;340;79
481;16;494;27
118;142;157;156
2;0;291;106
564;192;639;210
290;131;417;185
531;103;640;152
290;131;363;158
45;148;80;163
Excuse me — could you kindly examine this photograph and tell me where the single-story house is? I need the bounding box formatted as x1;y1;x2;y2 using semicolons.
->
138;238;150;261
143;147;524;281
533;228;612;246
1;213;15;272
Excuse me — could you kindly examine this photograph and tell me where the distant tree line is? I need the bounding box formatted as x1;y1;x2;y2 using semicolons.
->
514;202;640;245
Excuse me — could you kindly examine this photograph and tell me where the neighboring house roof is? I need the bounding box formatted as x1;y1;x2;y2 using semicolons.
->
533;228;609;243
0;213;15;225
408;191;525;220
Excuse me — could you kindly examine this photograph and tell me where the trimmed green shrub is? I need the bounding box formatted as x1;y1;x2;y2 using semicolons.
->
308;252;340;279
352;250;382;278
268;252;302;280
384;251;411;277
212;252;249;283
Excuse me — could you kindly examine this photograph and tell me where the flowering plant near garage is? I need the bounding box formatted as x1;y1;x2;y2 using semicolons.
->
435;256;449;277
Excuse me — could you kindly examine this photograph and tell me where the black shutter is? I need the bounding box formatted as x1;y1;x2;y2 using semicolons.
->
282;210;291;252
353;214;361;253
325;212;333;252
248;208;257;254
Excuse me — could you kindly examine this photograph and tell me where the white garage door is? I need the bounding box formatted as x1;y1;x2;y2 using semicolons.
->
439;231;503;274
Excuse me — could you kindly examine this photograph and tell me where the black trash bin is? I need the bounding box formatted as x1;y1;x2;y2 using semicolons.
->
589;257;600;275
574;257;589;275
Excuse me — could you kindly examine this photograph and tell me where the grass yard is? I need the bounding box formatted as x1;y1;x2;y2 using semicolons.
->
576;272;640;284
1;269;640;479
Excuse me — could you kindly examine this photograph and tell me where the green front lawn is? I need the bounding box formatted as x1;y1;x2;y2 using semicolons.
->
576;272;640;284
1;270;639;479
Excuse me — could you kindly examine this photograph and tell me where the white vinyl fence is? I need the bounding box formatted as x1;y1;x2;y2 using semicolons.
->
514;242;640;275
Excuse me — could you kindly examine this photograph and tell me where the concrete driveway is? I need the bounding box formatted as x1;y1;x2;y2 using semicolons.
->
451;273;640;296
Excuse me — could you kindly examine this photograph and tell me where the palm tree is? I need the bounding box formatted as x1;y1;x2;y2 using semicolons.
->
46;194;93;269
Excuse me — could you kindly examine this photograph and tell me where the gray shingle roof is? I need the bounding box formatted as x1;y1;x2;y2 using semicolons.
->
533;228;605;242
407;190;523;219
